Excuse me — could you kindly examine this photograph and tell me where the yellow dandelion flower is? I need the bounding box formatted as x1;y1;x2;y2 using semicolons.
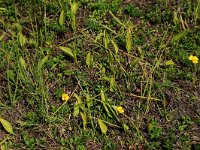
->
189;55;198;64
62;93;70;101
117;106;124;113
189;55;194;60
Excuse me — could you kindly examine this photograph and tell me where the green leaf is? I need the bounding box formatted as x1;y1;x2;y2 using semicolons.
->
73;101;79;117
109;11;127;29
59;10;65;26
74;93;85;111
155;60;161;69
110;77;115;92
130;58;139;66
95;33;104;42
173;11;179;25
100;90;112;118
38;56;48;70
98;77;110;81
86;52;91;67
63;70;75;75
6;70;15;82
18;32;26;47
101;89;106;102
172;30;187;42
0;8;7;12
111;40;119;54
123;124;129;132
80;112;87;130
71;2;78;15
19;56;27;69
138;46;144;60
86;93;92;109
98;119;107;134
106;104;118;121
0;117;14;134
165;60;175;66
126;28;132;53
104;30;109;49
0;31;5;41
59;46;74;59
102;102;112;119
15;23;22;32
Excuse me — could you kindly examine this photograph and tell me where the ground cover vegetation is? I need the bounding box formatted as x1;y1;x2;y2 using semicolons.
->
0;0;200;149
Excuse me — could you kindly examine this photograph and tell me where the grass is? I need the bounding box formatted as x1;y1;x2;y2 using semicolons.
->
0;0;200;149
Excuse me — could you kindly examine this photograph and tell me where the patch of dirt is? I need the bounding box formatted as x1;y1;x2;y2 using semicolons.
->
86;140;102;150
166;80;200;119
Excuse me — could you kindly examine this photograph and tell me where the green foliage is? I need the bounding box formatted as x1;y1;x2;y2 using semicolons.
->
0;0;199;149
147;119;162;140
0;117;13;134
23;133;36;149
177;116;193;131
124;5;141;17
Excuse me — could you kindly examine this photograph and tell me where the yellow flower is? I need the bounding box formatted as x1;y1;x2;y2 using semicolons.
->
189;55;198;64
117;106;124;113
62;93;70;101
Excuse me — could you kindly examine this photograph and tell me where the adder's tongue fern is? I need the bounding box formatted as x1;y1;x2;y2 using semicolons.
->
70;1;79;32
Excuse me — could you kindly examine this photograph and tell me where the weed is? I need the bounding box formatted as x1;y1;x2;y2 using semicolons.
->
147;119;162;140
0;0;199;149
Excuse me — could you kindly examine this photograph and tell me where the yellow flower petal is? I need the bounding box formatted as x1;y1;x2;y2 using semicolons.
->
192;56;198;61
192;60;198;64
117;106;124;113
189;55;198;64
189;55;194;60
62;93;70;101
